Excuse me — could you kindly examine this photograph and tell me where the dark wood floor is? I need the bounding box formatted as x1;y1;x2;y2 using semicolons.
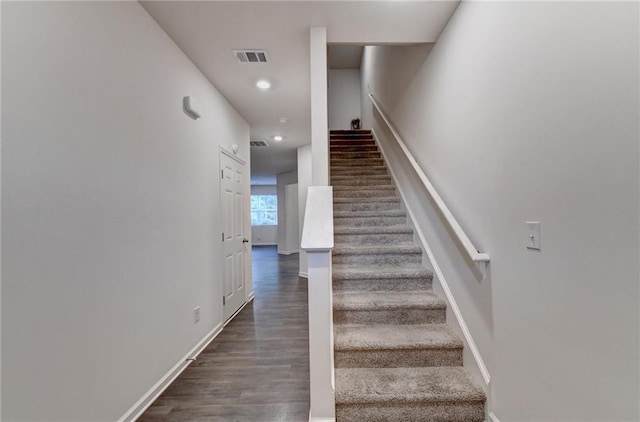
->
139;246;309;422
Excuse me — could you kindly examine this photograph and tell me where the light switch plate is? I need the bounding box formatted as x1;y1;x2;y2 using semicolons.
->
194;306;200;323
526;221;541;250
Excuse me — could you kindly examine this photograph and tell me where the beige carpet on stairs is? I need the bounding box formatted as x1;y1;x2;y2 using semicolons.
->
330;129;486;422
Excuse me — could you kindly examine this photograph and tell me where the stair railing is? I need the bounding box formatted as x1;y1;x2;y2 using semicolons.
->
368;94;490;263
301;186;336;420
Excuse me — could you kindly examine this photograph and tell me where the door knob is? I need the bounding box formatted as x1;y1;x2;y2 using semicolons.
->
242;238;249;243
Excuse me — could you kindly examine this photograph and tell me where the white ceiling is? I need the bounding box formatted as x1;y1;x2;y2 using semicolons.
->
141;1;460;185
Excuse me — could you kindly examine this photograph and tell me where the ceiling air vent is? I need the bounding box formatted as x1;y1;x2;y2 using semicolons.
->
234;50;269;64
250;140;269;148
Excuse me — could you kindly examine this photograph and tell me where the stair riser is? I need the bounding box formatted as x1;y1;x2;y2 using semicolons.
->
331;159;384;167
333;189;396;199
331;152;381;159
333;184;394;191
335;348;463;368
336;402;485;422
333;202;402;212
334;308;446;325
331;177;392;186
330;141;376;147
331;170;389;178
331;130;371;134
334;216;406;227
329;133;373;141
333;277;433;292
334;232;414;245
333;252;422;266
330;145;379;152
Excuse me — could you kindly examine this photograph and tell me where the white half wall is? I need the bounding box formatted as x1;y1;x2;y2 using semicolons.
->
251;185;277;245
310;27;329;186
2;2;250;421
329;69;362;130
361;2;639;421
276;170;299;254
297;145;312;277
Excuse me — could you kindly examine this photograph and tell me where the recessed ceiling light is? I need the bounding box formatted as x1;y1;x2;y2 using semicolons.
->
273;135;283;142
256;79;271;90
279;117;288;124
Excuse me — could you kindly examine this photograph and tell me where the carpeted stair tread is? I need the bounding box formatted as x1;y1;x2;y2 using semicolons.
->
334;291;445;311
333;188;397;199
334;210;405;218
331;165;388;172
331;176;392;186
330;146;379;152
333;225;413;235
333;196;400;203
335;367;486;405
333;244;422;255
331;129;371;134
334;217;407;228
333;265;432;280
330;151;381;157
330;128;485;419
334;324;462;351
333;184;395;191
332;244;422;266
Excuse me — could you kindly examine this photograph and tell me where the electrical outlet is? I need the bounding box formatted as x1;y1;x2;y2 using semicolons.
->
194;306;200;323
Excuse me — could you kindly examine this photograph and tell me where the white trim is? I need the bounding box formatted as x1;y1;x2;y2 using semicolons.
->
120;323;224;422
373;128;491;386
219;146;246;165
489;412;500;422
369;94;489;263
309;417;336;422
247;291;255;302
298;271;309;279
278;249;300;255
252;242;277;246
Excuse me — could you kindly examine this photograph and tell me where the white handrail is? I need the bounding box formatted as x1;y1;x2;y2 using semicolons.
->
301;186;336;421
369;94;490;263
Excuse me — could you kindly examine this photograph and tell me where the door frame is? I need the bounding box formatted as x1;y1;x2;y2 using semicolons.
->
219;147;251;324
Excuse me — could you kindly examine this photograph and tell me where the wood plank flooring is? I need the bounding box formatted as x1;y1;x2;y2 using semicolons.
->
139;246;309;422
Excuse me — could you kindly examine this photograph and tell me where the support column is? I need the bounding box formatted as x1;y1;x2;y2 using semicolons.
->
310;27;329;186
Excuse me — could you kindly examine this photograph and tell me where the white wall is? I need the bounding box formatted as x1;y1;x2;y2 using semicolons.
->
329;69;362;130
297;145;312;277
276;170;299;255
361;2;639;421
2;2;250;421
251;185;277;245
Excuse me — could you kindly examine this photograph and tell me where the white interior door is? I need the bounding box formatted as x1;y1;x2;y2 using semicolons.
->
221;151;247;322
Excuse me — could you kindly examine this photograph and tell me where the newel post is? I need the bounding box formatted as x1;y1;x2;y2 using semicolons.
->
301;186;335;421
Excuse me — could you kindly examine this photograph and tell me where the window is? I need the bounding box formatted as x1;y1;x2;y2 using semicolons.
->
251;195;277;226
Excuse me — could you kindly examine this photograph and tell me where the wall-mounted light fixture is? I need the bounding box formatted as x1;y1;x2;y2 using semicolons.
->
183;96;201;119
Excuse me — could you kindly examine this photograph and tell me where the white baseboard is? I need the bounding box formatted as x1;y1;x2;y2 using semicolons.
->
119;322;224;422
278;249;299;255
372;128;491;386
298;271;309;278
489;412;500;422
253;242;277;246
309;416;335;422
247;291;255;302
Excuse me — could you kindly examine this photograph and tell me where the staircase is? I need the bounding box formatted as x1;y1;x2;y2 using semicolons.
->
330;129;486;421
